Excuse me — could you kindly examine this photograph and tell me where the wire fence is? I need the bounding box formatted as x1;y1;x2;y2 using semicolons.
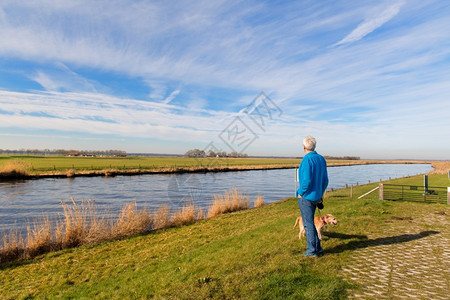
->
381;184;448;204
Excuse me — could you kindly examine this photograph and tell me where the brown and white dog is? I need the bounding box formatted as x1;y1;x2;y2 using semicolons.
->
293;214;338;240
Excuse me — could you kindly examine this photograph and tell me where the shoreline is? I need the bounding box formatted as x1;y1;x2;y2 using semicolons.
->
0;160;432;180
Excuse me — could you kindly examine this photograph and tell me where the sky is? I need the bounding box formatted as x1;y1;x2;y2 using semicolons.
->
0;0;449;160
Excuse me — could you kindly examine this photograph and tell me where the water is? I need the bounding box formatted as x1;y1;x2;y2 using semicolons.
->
0;163;432;235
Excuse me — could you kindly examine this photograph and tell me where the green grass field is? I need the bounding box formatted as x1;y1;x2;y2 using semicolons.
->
0;155;301;173
1;174;448;299
0;154;429;177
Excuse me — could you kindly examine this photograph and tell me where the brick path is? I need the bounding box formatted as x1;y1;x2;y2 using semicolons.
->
341;211;450;299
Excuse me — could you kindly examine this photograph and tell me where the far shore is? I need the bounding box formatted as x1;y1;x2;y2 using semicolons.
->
0;158;435;180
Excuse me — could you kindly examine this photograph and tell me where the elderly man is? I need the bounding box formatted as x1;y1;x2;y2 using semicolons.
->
296;136;329;257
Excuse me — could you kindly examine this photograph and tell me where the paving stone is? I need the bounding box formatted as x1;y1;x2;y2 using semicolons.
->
340;207;449;299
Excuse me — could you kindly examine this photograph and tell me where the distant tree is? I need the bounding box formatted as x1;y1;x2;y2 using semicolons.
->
229;151;237;158
185;149;206;158
207;150;216;157
218;151;227;157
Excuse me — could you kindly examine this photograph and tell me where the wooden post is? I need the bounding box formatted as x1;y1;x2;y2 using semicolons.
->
350;185;353;198
379;183;384;200
447;187;450;205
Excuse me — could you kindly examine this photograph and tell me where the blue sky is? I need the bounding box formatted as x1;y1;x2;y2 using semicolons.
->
0;0;449;159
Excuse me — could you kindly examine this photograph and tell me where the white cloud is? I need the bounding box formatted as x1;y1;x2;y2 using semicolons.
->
162;89;181;105
0;1;449;159
0;90;231;142
333;1;405;47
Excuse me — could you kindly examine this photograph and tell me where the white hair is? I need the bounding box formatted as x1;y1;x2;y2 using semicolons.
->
303;136;316;151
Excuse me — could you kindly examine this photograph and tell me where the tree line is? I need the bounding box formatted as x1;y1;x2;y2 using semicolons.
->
324;155;360;160
185;149;248;158
0;148;127;157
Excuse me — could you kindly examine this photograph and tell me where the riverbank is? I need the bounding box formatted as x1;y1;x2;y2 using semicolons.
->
1;174;448;299
0;155;433;179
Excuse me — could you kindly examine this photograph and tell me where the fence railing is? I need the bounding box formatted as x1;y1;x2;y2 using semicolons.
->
380;184;448;204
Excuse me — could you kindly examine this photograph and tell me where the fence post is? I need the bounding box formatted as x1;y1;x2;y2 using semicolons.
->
379;183;384;200
447;187;450;205
350;185;353;198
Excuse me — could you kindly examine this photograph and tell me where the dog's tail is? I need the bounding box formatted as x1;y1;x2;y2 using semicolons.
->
293;217;301;229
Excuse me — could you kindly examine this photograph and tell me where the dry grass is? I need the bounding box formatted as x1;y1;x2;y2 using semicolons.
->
0;198;155;263
430;161;450;174
1;229;25;262
0;160;30;177
207;188;250;218
254;195;264;208
172;202;199;226
0;188;253;263
104;168;119;177
66;169;76;178
112;203;152;238
153;205;171;230
26;217;53;257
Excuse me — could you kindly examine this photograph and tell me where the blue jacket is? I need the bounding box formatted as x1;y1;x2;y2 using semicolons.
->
296;151;328;201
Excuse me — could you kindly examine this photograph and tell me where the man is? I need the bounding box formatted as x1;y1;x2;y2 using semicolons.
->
296;136;328;257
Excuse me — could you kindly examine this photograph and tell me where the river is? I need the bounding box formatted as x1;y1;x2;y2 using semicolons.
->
0;163;432;235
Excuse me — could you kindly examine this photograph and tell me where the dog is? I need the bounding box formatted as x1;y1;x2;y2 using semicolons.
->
293;214;338;240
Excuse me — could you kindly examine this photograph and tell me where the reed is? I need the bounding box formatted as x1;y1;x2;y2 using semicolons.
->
61;198;90;247
66;169;76;178
0;188;253;263
153;205;171;230
207;188;250;218
0;229;25;262
172;202;199;226
112;203;153;238
26;217;53;257
430;161;450;174
0;160;30;177
254;194;264;208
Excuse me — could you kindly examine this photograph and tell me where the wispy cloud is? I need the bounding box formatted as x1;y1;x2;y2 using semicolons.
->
0;1;449;158
162;89;181;105
333;1;405;47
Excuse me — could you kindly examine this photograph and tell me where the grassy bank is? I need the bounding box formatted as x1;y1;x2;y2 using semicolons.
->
0;189;252;263
0;154;432;178
1;174;448;299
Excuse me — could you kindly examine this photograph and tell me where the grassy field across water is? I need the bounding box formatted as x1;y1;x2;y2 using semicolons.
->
0;154;431;178
1;174;448;299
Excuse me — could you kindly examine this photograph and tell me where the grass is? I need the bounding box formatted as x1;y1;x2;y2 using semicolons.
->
0;154;433;178
0;189;252;263
1;174;448;299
